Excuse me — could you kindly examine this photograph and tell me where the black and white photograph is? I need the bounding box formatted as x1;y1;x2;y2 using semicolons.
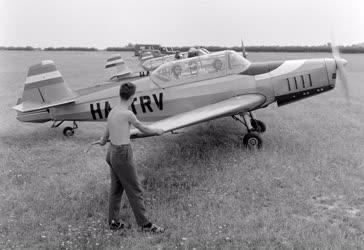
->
0;0;363;249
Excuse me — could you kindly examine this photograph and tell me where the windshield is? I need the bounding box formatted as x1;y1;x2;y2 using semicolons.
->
200;48;210;54
227;50;251;73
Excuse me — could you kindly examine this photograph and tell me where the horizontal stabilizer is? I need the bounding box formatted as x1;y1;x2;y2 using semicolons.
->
13;98;75;113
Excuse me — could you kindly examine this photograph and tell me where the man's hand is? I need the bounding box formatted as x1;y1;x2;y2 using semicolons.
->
92;137;108;146
154;128;164;135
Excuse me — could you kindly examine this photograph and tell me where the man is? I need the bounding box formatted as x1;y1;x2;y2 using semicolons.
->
187;47;198;58
94;82;165;233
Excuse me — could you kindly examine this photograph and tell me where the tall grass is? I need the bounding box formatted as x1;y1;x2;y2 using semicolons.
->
0;52;363;249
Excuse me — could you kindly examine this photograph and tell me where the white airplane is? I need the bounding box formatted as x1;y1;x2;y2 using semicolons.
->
13;44;348;149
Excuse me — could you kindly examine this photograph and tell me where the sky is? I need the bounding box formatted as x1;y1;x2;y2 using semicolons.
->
1;0;363;48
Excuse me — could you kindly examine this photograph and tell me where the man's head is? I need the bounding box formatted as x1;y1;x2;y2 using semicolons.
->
119;82;136;101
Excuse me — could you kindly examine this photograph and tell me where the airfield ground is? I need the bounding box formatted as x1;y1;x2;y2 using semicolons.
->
0;51;363;249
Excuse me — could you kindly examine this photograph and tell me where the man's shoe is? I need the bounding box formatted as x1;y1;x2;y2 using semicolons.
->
141;222;165;233
109;220;130;231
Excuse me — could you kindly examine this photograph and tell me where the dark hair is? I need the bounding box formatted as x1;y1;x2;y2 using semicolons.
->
119;83;136;100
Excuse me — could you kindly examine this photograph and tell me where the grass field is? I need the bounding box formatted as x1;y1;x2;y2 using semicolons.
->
0;51;363;249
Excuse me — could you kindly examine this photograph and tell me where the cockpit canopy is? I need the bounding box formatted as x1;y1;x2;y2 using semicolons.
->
142;48;210;71
150;50;250;87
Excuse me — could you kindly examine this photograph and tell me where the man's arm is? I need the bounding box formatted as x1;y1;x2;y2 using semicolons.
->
93;126;109;146
128;111;163;135
101;126;110;144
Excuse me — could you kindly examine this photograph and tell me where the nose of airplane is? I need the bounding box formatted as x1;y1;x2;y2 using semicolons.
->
324;58;337;86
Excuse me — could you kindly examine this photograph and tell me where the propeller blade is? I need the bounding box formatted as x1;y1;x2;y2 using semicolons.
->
337;60;350;103
241;39;247;58
330;36;340;60
330;35;350;104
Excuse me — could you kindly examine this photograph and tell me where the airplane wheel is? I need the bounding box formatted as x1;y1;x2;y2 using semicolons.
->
63;127;75;137
251;119;266;133
243;132;262;149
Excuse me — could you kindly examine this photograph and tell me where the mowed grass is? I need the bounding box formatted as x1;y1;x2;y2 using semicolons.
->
0;51;363;249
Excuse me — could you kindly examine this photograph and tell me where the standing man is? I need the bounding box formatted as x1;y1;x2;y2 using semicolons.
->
94;82;165;233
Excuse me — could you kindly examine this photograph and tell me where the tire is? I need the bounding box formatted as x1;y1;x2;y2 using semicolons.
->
251;119;266;133
63;127;75;137
243;132;263;149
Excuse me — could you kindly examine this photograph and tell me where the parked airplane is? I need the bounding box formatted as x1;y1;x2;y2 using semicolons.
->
13;45;348;149
105;48;210;81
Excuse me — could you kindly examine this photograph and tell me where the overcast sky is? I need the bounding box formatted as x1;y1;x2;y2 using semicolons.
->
1;0;363;48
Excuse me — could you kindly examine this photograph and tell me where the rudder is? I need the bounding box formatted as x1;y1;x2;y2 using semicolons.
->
105;54;131;80
22;60;76;105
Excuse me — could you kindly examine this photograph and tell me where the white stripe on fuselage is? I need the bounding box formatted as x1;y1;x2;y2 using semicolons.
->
255;60;306;81
25;70;62;84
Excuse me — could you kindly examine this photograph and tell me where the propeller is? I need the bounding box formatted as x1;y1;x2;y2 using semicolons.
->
330;36;350;103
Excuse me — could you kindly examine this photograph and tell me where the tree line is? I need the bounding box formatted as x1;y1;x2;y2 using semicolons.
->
0;46;97;51
1;45;364;53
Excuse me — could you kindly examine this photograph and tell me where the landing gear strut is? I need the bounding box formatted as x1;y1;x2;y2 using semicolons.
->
56;121;78;137
51;121;64;128
232;112;266;149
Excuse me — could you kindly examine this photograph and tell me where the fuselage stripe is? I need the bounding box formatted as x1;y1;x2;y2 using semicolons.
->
24;77;64;90
25;71;62;84
27;63;57;76
308;74;313;87
294;77;298;89
287;78;291;91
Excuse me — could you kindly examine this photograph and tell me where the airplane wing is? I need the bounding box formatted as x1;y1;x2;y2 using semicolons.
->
130;94;265;138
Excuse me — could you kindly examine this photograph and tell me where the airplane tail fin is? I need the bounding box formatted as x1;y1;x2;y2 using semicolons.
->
105;54;131;80
13;60;76;112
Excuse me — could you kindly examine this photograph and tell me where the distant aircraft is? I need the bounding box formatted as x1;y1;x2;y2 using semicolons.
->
104;54;147;81
105;48;210;80
134;44;179;57
13;44;348;149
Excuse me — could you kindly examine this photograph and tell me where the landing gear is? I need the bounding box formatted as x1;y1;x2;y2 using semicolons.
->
251;119;266;133
243;132;262;149
52;121;78;137
63;127;75;136
63;121;78;137
51;120;64;128
232;112;266;149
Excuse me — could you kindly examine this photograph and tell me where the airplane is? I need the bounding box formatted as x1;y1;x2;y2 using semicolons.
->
134;44;180;57
13;44;348;149
104;54;148;81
